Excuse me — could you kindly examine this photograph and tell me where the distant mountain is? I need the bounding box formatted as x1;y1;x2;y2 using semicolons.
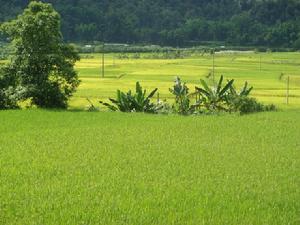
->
1;0;300;48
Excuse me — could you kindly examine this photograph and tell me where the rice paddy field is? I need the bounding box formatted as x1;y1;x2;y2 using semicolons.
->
71;52;300;110
0;52;300;224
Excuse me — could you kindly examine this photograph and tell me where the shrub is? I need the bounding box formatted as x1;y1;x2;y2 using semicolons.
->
155;100;172;114
0;86;27;110
229;97;276;115
0;68;23;109
227;81;276;114
229;97;264;114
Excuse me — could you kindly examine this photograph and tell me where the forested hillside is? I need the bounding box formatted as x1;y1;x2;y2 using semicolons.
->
1;0;300;48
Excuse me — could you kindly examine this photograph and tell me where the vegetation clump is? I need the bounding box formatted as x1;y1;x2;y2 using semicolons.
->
169;77;198;115
101;76;276;115
100;82;160;113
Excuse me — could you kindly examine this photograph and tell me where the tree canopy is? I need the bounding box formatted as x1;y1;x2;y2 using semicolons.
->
0;0;300;47
0;1;80;109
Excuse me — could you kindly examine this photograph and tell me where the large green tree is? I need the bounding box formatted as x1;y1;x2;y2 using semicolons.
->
0;0;80;108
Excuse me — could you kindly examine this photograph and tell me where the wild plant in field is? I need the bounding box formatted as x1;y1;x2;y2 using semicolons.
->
226;81;274;114
100;82;160;113
169;77;199;115
86;98;99;112
194;75;275;114
229;81;253;98
227;83;275;114
100;76;276;115
195;75;234;112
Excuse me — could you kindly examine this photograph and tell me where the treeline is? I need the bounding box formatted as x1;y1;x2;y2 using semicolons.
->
0;0;300;48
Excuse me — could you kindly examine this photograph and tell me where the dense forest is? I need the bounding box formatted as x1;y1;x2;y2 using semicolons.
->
1;0;300;48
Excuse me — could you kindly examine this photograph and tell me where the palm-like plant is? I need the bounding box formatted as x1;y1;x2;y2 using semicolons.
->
169;76;199;114
229;81;253;97
100;82;159;113
227;81;254;112
195;75;234;111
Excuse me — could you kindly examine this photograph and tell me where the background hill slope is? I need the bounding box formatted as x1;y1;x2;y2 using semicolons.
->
0;0;300;47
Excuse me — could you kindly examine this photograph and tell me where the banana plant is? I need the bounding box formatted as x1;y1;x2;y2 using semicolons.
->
227;81;254;112
229;81;253;97
195;75;234;111
169;76;199;114
100;82;160;113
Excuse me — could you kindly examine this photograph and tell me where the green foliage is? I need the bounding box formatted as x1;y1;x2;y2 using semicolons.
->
230;81;253;97
0;42;11;60
169;77;197;115
100;82;160;113
0;68;22;109
228;97;276;115
293;37;300;50
195;76;234;112
195;76;276;114
0;1;80;109
85;98;99;112
101;76;276;115
226;81;275;114
1;0;300;47
230;97;264;114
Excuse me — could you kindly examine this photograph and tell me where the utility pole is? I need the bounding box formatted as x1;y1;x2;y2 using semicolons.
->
286;76;290;105
102;42;105;78
212;48;215;82
260;54;262;71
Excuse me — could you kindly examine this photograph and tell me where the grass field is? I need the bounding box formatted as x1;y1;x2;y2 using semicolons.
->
71;52;300;109
0;52;300;224
0;110;299;224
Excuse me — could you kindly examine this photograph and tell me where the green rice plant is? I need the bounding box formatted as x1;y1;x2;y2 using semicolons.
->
0;110;299;225
100;82;160;113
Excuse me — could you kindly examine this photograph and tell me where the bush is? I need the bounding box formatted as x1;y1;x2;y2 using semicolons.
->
0;86;27;110
229;97;276;115
155;100;172;114
229;97;264;114
0;68;22;109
